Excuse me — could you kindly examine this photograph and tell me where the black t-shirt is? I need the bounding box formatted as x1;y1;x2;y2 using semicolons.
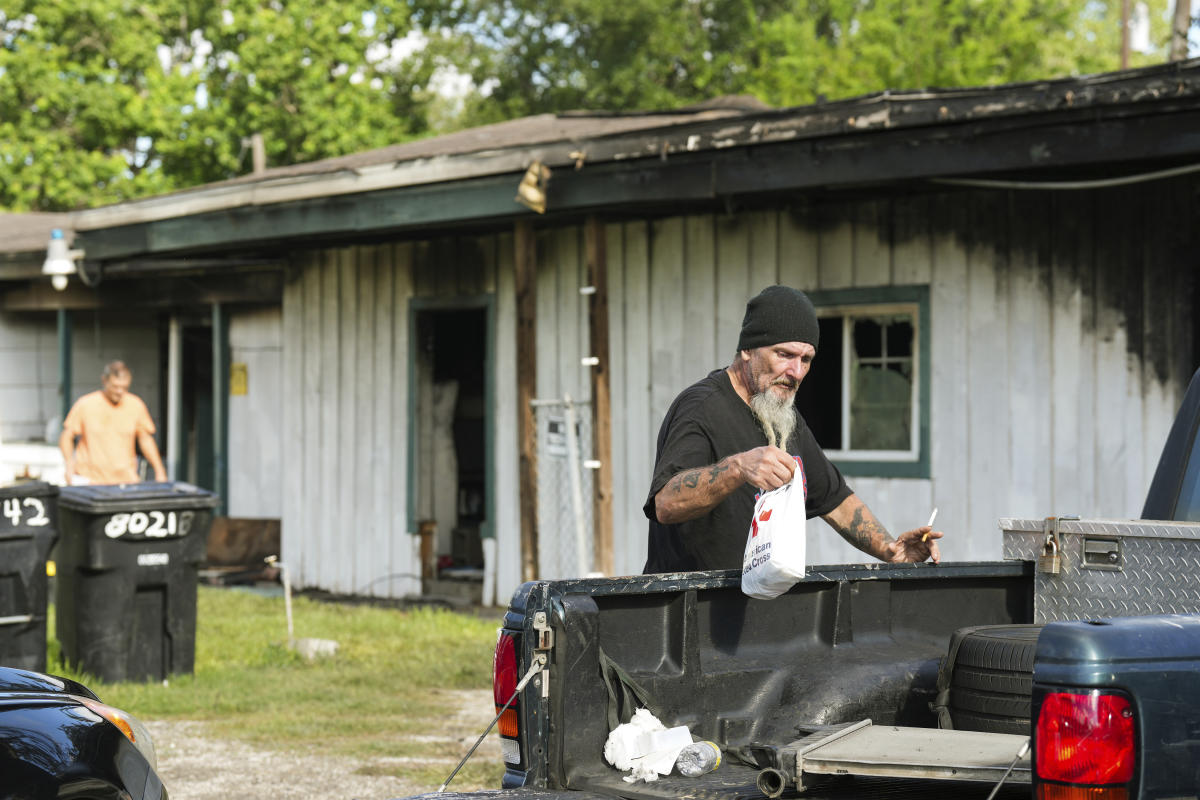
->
642;369;852;573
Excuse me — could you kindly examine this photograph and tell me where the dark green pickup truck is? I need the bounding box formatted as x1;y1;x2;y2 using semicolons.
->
417;367;1200;800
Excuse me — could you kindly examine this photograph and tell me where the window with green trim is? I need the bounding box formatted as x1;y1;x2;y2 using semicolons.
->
796;287;929;478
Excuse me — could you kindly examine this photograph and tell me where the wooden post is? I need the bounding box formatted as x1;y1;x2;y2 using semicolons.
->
515;221;539;582
585;216;614;576
418;520;437;580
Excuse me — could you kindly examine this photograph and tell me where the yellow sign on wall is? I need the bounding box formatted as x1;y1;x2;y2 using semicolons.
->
230;362;248;396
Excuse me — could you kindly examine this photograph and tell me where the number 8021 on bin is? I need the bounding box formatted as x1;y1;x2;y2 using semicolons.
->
104;510;196;539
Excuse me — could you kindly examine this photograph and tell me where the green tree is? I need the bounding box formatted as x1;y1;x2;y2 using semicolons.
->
448;0;797;123
0;2;444;211
154;1;443;187
0;2;194;210
450;0;1169;120
745;0;1147;106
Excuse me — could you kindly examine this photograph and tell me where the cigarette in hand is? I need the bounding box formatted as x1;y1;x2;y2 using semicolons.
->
921;508;938;542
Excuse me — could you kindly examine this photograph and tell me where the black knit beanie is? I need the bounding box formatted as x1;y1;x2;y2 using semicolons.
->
736;285;820;352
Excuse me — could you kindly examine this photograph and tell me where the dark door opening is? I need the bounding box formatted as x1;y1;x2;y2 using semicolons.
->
414;307;487;572
179;322;214;491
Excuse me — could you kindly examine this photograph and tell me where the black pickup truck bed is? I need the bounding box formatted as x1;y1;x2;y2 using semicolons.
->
504;562;1033;796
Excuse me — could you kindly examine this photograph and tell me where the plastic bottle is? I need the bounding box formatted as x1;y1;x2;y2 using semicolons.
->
675;741;722;776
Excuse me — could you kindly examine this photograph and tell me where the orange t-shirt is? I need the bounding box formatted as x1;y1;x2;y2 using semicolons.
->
63;390;157;484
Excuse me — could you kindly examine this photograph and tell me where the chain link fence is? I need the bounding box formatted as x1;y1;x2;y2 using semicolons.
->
532;396;595;580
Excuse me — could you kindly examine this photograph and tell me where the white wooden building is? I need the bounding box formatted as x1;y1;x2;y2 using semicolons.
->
1;62;1197;606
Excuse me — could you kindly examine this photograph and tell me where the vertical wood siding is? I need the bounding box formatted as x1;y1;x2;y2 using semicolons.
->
494;232;522;606
228;307;283;518
282;235;513;598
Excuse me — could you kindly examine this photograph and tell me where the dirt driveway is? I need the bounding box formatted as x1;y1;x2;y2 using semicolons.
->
149;688;501;799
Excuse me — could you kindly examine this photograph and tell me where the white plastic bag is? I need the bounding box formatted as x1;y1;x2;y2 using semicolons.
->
741;464;807;600
603;708;691;783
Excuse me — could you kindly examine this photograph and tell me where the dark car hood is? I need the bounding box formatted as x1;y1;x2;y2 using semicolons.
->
0;666;99;700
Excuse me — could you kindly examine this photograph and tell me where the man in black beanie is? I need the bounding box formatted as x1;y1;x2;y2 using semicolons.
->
643;285;941;573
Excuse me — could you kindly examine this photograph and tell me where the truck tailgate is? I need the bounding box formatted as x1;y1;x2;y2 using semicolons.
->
574;764;1028;799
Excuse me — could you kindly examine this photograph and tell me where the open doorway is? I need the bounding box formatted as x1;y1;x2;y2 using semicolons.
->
412;305;488;591
176;320;214;492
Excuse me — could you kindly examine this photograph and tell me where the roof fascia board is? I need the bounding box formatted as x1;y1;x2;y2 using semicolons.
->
0;270;282;311
80;173;523;260
76;101;1200;262
703;105;1200;195
75;150;544;231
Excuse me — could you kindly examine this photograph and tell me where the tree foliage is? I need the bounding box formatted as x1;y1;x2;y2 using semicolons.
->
452;0;1169;122
0;1;445;211
0;3;189;210
153;0;444;187
0;0;1181;212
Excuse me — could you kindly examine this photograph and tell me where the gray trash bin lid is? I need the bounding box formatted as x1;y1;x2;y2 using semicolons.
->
59;481;219;513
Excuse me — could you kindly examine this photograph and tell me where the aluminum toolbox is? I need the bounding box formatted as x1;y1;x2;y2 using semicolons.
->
1002;517;1200;623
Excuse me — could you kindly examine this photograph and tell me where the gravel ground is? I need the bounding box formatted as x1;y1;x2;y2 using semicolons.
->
149;689;501;800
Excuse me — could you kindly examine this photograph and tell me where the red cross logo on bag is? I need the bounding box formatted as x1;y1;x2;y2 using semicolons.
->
751;508;772;537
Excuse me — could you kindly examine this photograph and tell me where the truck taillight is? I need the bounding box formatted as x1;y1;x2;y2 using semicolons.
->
493;631;521;764
1035;690;1135;800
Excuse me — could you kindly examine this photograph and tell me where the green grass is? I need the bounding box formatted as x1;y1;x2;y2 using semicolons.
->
47;586;506;789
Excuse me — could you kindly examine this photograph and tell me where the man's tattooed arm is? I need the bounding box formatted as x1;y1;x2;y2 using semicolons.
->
822;494;896;561
654;445;797;525
655;456;746;525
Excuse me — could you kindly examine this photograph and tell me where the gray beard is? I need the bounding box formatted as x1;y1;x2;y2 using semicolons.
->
750;389;797;450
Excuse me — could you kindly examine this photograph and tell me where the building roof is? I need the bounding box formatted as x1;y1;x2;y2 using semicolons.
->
0;213;76;259
207;97;768;189
3;59;1200;269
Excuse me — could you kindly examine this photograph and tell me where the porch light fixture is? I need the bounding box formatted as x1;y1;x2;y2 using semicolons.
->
43;228;83;291
515;160;551;214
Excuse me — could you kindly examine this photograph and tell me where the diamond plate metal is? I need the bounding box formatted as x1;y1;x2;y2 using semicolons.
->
1000;518;1200;623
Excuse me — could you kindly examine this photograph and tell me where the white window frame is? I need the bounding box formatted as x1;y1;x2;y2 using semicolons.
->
817;301;921;463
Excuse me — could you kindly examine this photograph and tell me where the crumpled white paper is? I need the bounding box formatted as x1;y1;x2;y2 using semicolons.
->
602;708;692;783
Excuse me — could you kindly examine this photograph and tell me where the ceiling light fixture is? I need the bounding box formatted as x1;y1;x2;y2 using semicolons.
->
43;228;84;291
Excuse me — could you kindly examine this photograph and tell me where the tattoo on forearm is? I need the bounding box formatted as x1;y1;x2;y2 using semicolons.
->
708;463;728;483
682;470;701;489
846;506;890;553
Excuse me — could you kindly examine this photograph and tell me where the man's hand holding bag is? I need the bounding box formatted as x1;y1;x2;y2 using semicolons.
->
741;462;807;600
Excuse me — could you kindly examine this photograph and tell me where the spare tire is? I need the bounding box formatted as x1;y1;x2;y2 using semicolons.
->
944;624;1043;735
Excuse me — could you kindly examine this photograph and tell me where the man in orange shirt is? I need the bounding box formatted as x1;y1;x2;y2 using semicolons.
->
59;360;167;485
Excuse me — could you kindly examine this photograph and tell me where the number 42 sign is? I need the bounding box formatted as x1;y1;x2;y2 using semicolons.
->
3;498;50;528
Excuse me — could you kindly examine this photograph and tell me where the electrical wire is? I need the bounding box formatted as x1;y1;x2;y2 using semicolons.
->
438;658;543;793
77;260;102;288
932;161;1200;191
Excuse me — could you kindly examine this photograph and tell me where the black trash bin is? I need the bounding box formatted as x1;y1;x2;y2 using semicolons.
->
0;481;59;672
55;482;218;682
